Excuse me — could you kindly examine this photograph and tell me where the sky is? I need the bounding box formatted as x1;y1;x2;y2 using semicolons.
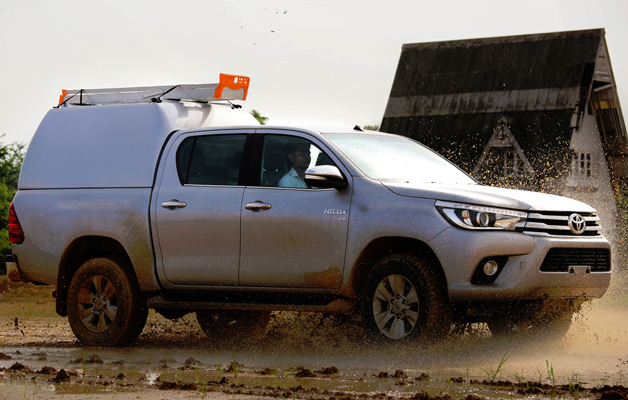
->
1;0;627;145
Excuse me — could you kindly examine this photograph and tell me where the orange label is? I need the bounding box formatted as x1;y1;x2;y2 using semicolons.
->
213;74;250;100
58;89;68;106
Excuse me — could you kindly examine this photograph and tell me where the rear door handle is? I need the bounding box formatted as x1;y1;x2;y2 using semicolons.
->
245;201;272;211
162;200;187;209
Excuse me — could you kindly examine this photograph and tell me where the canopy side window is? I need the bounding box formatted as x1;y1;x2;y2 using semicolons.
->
176;135;247;186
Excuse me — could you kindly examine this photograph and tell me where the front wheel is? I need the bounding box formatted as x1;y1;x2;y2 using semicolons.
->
361;254;452;345
67;258;147;347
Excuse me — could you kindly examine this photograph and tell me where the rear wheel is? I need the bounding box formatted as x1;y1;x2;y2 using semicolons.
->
361;254;452;345
196;309;271;343
67;258;147;347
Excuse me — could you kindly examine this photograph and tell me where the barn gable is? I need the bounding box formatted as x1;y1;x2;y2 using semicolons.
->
381;29;627;189
472;117;535;180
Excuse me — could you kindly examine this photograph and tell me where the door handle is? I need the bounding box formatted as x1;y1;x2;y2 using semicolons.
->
162;200;187;209
245;201;272;211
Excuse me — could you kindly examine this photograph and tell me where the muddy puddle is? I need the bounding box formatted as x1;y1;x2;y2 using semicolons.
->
1;297;628;399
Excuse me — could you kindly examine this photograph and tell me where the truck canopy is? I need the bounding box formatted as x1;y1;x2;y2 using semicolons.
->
19;101;258;189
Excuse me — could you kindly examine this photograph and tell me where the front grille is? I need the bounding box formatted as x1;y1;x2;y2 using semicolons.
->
540;248;611;272
523;211;601;237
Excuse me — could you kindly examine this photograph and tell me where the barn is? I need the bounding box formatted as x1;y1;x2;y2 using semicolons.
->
381;28;627;243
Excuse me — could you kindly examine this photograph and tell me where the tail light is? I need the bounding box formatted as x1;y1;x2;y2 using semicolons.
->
8;203;24;244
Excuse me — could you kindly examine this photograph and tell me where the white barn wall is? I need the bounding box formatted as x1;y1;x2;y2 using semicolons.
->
565;109;619;263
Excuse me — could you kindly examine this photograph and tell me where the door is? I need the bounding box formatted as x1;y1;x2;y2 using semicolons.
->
239;133;351;288
154;132;249;286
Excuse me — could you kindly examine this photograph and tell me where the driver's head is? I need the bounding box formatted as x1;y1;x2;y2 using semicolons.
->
286;143;311;171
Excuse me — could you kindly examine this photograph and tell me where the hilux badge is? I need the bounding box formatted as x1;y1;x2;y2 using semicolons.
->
568;213;586;235
324;208;347;215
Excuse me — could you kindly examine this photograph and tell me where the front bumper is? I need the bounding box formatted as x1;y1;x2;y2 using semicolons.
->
429;227;612;302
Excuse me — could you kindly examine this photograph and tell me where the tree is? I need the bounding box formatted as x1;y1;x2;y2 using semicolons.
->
0;183;11;263
0;140;25;190
250;109;268;125
0;139;25;273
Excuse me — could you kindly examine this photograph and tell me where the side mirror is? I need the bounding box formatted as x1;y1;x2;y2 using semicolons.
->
304;165;348;190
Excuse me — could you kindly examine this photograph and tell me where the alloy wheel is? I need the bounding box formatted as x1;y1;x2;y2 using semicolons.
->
372;274;420;339
77;275;118;333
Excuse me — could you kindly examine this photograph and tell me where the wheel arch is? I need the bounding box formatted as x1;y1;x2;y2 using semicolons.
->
56;235;136;316
347;236;449;301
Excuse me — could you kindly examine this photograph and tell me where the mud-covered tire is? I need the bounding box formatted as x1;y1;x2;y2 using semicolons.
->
196;310;271;343
488;299;580;339
361;253;452;345
67;258;148;347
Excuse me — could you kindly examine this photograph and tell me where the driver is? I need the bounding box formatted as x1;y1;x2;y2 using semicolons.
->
278;142;311;188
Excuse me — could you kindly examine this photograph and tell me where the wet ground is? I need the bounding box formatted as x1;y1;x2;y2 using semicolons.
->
1;276;628;399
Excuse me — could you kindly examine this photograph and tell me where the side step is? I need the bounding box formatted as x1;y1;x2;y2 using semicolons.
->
147;294;355;314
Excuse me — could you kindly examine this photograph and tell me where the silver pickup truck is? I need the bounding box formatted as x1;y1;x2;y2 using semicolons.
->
7;82;611;346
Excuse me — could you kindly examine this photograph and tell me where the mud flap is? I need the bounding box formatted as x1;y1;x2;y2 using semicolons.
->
6;255;28;283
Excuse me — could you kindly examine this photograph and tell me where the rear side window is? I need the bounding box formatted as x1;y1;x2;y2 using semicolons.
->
177;135;246;185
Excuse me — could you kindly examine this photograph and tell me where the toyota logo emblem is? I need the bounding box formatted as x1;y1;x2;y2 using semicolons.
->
568;213;586;234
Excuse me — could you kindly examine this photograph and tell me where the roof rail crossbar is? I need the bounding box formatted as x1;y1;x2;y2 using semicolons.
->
57;74;250;106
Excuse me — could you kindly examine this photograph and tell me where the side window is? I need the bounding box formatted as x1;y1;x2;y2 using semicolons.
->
260;135;337;188
176;135;246;185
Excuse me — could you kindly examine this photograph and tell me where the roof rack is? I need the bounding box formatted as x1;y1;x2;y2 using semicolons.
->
58;73;250;107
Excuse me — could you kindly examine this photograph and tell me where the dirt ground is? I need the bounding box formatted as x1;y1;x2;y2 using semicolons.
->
1;276;628;400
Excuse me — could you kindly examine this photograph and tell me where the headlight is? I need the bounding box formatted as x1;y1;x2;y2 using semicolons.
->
435;201;527;231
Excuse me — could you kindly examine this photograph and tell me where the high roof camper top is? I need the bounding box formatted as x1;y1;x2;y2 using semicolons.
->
20;73;259;190
57;73;250;106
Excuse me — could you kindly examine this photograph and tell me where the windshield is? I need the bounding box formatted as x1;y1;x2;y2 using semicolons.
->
324;133;476;185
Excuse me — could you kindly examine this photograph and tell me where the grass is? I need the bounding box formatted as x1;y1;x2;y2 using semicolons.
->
215;351;223;376
0;275;55;298
0;298;58;318
617;358;627;381
229;355;240;378
512;368;527;384
481;354;509;381
0;275;59;318
594;379;608;389
567;374;580;397
546;360;556;383
271;362;296;380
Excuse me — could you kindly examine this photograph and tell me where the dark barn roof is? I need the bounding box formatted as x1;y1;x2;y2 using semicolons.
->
381;29;627;181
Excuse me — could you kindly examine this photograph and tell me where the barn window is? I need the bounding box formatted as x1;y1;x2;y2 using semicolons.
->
571;152;592;178
503;149;524;177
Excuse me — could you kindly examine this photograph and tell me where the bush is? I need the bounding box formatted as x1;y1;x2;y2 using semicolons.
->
0;139;25;274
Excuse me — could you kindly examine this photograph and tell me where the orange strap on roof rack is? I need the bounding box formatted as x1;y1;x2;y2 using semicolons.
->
213;74;249;101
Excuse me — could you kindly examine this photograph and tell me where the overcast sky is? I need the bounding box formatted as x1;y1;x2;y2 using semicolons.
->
1;0;627;145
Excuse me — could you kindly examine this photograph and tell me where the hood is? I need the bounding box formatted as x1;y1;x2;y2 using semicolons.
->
383;182;596;212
